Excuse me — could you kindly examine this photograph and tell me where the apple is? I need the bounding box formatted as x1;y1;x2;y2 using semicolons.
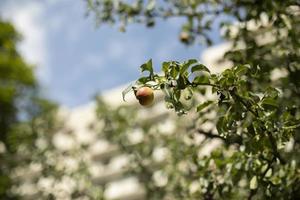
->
179;31;190;43
135;86;154;106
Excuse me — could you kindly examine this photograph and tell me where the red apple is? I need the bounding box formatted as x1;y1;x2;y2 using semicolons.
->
135;86;154;106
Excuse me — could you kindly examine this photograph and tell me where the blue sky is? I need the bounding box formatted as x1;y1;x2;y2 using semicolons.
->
1;0;222;107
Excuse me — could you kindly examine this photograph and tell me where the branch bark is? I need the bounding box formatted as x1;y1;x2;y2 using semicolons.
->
196;128;242;145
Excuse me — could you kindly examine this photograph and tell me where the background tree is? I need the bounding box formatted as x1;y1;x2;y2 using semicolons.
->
0;18;37;199
0;19;102;200
87;0;300;199
0;19;36;152
1;1;299;199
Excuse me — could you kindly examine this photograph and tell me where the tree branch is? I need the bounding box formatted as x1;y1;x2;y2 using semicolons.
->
247;189;257;200
229;89;286;164
196;128;242;145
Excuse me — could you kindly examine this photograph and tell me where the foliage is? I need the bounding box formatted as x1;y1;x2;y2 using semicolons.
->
0;18;36;199
86;0;299;45
1;1;299;199
0;19;102;199
0;18;36;151
87;0;300;199
121;60;299;199
8;100;104;199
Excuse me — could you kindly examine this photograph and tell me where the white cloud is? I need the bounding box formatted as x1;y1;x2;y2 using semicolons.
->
0;1;50;83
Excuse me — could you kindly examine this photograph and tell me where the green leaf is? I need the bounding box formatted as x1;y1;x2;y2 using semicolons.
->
193;75;210;84
137;77;149;84
191;64;210;73
265;168;272;178
174;89;181;101
235;65;250;76
264;87;279;98
216;116;226;133
196;100;214;112
140;59;153;75
250;176;258;190
170;64;179;79
186;59;198;65
180;63;190;74
226;77;235;85
180;59;197;74
261;97;278;107
162;62;170;74
177;75;187;89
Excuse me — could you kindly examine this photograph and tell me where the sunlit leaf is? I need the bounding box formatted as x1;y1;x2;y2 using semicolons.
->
250;176;258;190
196;100;214;112
191;64;210;73
140;59;153;76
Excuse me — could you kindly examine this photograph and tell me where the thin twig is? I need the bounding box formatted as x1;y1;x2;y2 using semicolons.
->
195;128;242;145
